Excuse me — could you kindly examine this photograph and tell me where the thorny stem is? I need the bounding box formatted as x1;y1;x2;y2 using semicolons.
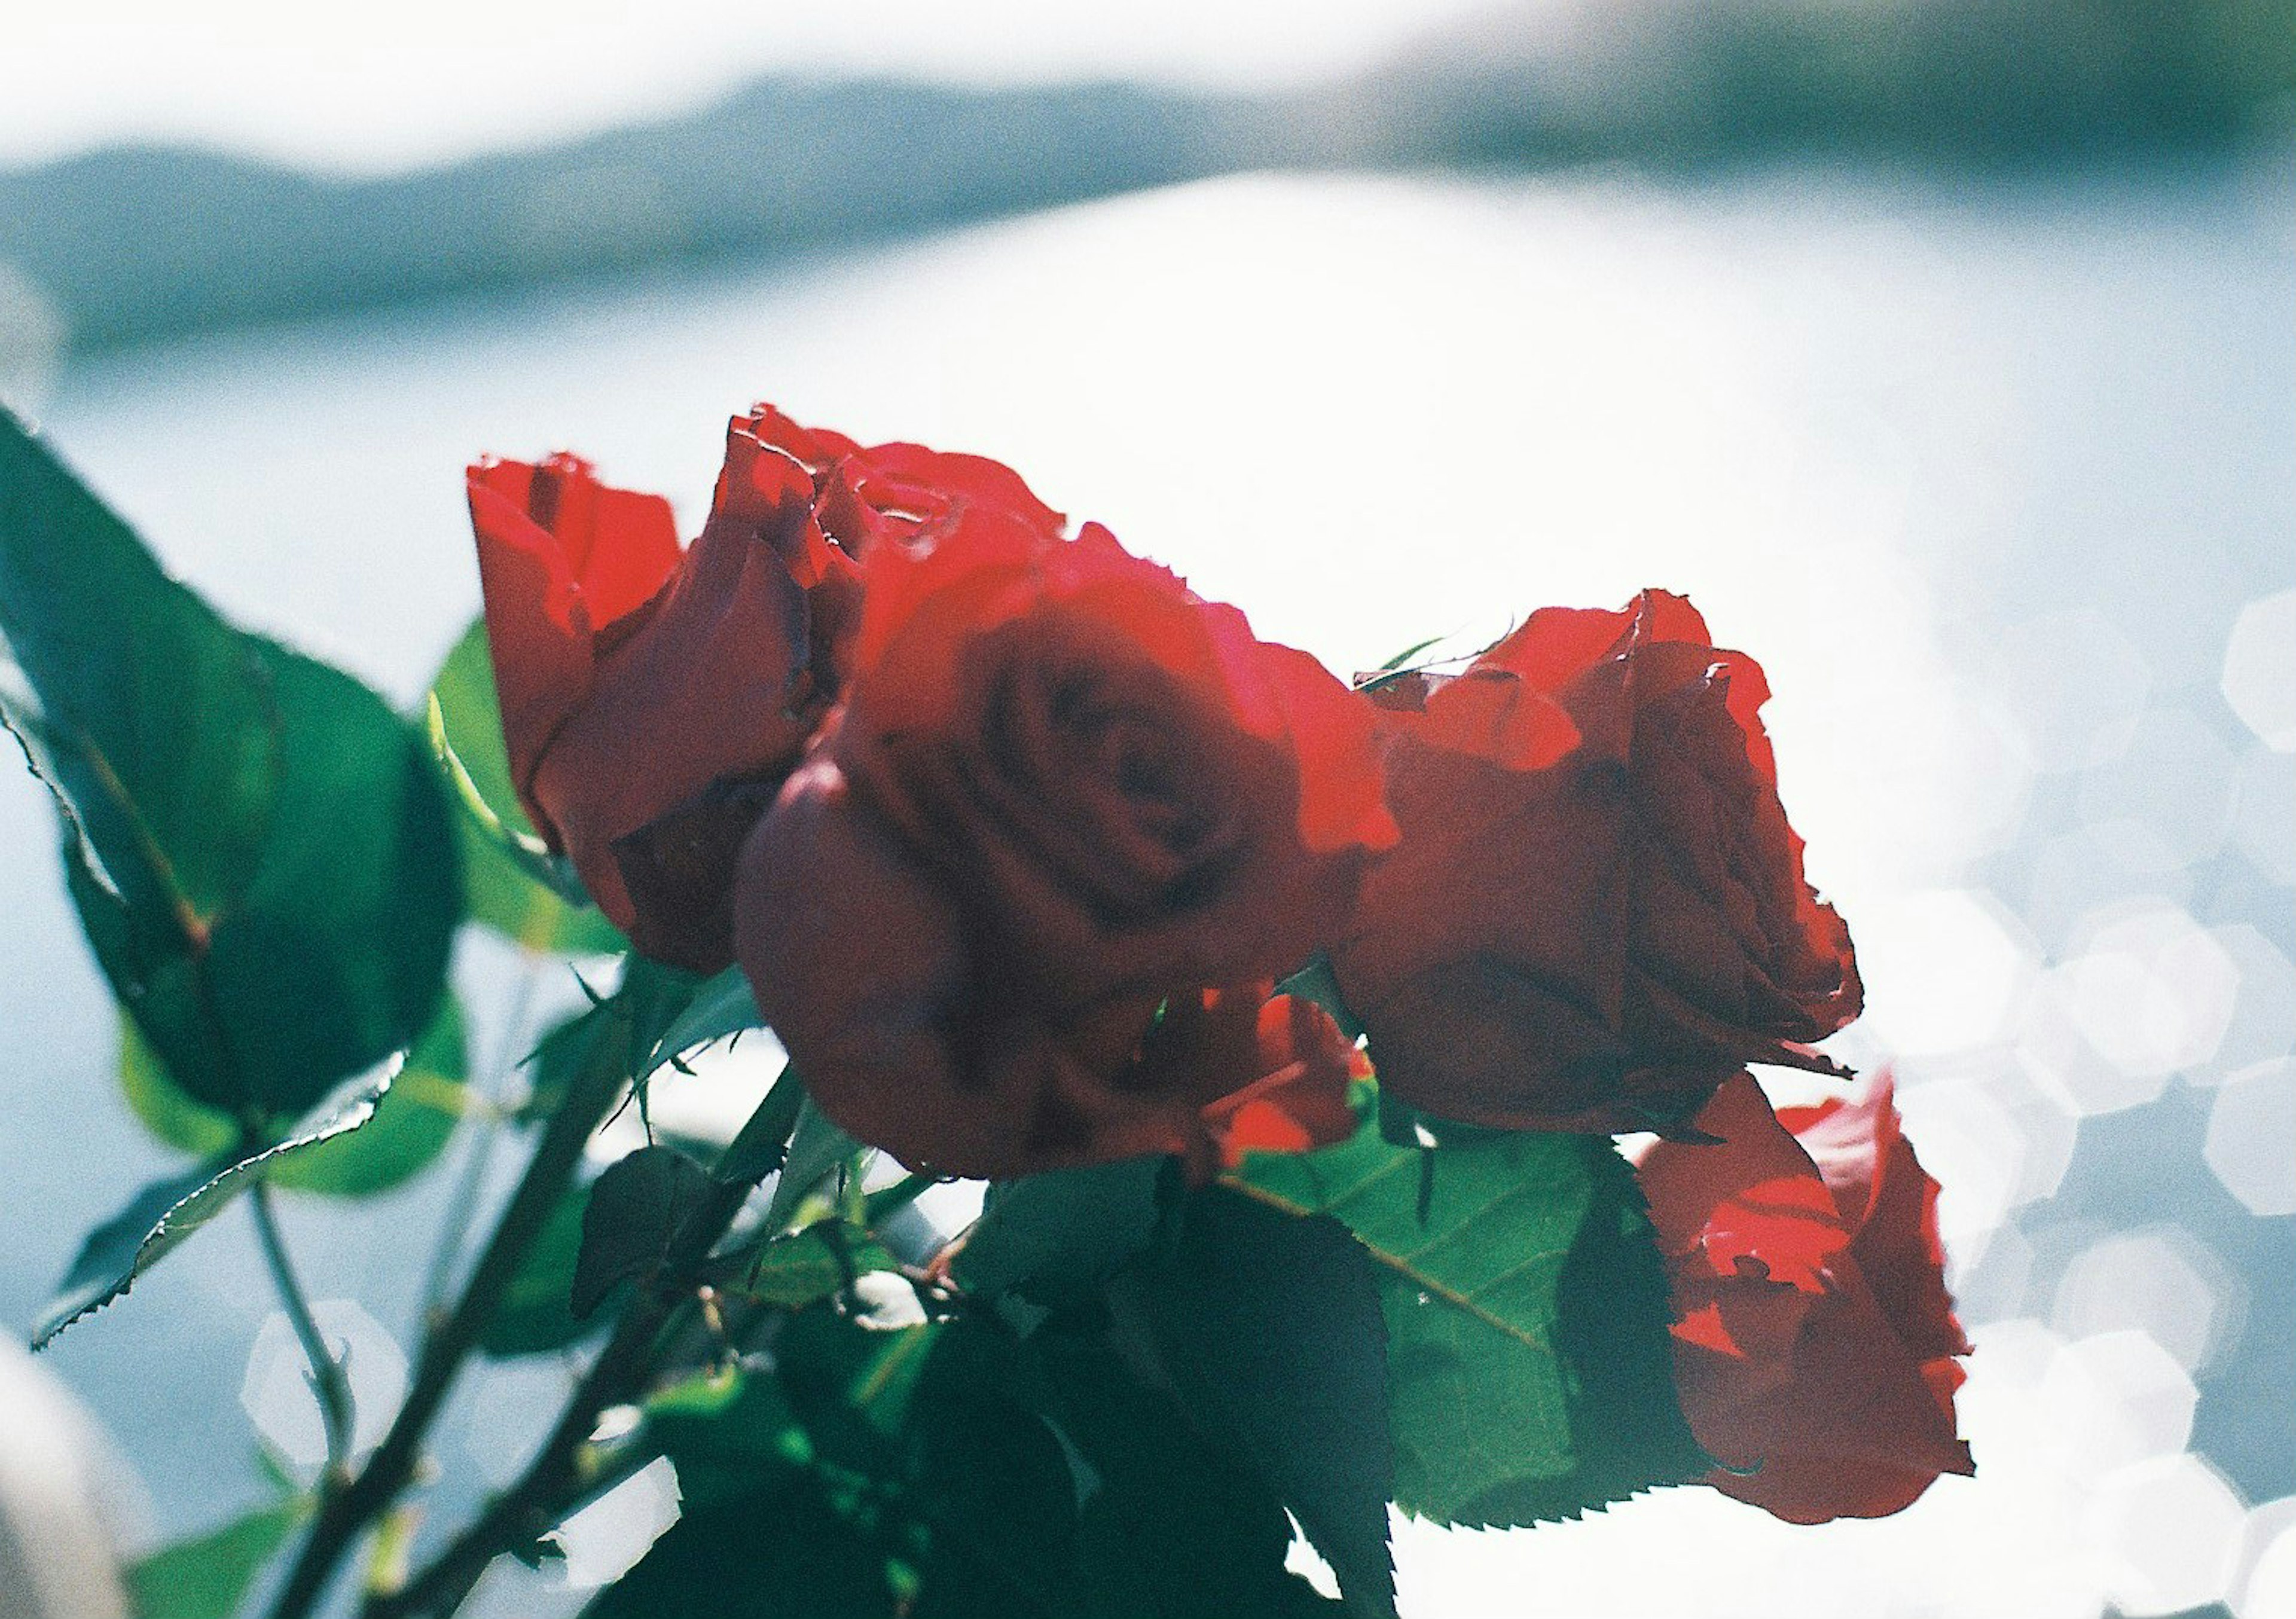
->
248;1180;357;1484
263;1001;639;1619
368;1071;808;1619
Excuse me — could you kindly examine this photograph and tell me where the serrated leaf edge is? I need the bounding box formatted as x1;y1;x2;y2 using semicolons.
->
32;1055;402;1348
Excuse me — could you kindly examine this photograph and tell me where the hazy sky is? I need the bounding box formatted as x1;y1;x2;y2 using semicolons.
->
4;0;1493;172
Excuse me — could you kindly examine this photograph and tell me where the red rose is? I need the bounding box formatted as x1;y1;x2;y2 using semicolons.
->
1168;987;1370;1175
467;405;1028;970
1330;589;1862;1134
1635;1071;1974;1523
733;506;1396;1177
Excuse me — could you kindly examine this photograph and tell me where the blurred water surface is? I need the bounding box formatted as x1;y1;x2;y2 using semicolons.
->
1;161;2291;1616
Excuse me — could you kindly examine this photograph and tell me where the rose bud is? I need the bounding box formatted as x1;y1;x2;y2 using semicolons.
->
1330;589;1862;1135
1635;1071;1974;1523
466;405;1030;971
734;508;1397;1178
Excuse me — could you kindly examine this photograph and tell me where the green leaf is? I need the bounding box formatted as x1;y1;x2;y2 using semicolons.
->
267;996;468;1196
117;1018;237;1160
624;1309;1340;1619
34;1062;398;1347
1122;1189;1395;1619
126;1495;312;1619
639;963;765;1083
0;412;459;1120
426;618;622;955
735;1220;898;1311
1033;1324;1345;1619
902;1320;1088;1619
950;1155;1170;1323
1376;635;1447;672
481;1180;594;1358
1230;1105;1706;1526
572;1144;713;1319
118;997;471;1197
584;1481;908;1619
605;1308;941;1619
761;1099;862;1233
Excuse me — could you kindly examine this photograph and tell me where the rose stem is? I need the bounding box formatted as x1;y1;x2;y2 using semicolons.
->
263;992;642;1619
366;1070;808;1619
248;1179;358;1483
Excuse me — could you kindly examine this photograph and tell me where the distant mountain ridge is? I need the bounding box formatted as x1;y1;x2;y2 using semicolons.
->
5;0;2288;355
1;79;1279;355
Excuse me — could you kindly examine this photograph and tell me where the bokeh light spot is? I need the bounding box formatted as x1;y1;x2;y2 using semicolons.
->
2224;589;2296;752
2084;1453;2248;1617
239;1299;409;1469
2205;1058;2296;1217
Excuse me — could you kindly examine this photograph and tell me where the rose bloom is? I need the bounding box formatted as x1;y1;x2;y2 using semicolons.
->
1330;589;1862;1134
734;502;1396;1178
467;404;1046;971
1635;1071;1974;1523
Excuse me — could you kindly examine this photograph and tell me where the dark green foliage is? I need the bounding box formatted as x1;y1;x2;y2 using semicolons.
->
1031;1325;1346;1619
520;960;701;1122
0;411;457;1124
735;1221;899;1311
480;1181;594;1358
1122;1189;1396;1617
1234;1107;1708;1526
265;998;468;1197
633;964;768;1089
949;1154;1171;1324
117;996;469;1197
611;1306;1345;1619
758;1101;860;1233
573;1145;715;1319
582;1483;909;1619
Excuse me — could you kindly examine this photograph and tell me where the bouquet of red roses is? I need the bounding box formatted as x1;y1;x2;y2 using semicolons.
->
2;402;1970;1619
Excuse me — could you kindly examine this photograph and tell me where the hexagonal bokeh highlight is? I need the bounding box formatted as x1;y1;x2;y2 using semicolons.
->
2025;900;2242;1114
2203;924;2296;1079
2074;706;2237;876
1946;1218;2034;1323
2040;1329;2198;1479
2206;1058;2296;1217
2234;747;2296;885
2086;1453;2249;1617
2017;823;2196;953
2224;588;2296;752
2050;1226;2245;1373
2242;1503;2296;1619
240;1300;408;1468
1984;606;2152;772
